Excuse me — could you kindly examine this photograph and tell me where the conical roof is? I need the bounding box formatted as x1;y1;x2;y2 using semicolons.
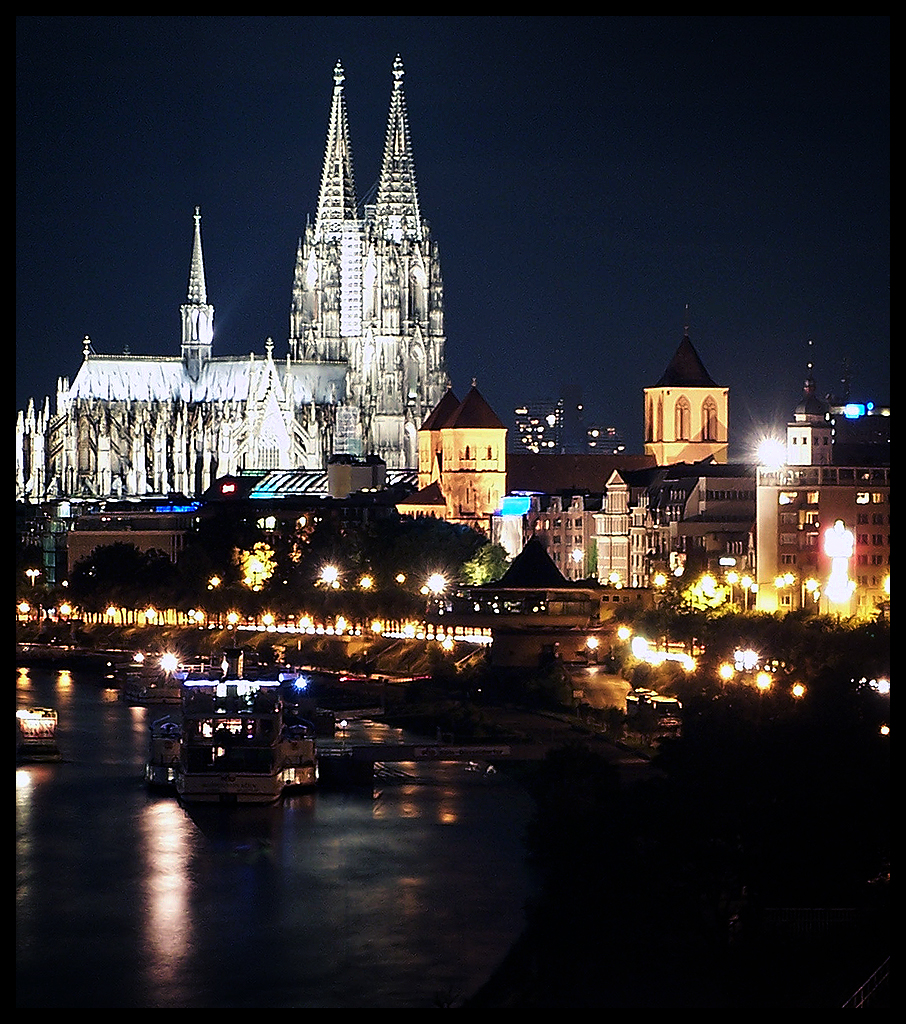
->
420;388;460;431
655;336;717;388
486;537;573;589
445;385;506;430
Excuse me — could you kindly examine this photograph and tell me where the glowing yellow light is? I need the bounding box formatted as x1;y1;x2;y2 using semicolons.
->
586;636;599;650
617;625;632;641
719;663;735;681
791;683;806;698
653;573;667;588
359;576;373;590
756;672;772;691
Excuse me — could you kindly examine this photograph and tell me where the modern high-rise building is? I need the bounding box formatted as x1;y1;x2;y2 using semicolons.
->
16;57;448;503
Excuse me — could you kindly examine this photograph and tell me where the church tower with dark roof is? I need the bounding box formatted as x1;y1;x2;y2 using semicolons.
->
643;330;729;465
401;381;507;534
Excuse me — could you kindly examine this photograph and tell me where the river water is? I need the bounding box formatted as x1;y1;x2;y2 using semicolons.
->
16;665;537;1008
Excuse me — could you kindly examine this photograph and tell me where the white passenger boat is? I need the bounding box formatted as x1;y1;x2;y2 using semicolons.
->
16;706;61;762
174;649;317;804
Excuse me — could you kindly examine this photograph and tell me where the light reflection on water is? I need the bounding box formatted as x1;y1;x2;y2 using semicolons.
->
17;666;536;1008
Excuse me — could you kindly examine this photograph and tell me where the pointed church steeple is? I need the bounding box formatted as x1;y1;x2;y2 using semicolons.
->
181;207;214;381
187;205;208;305
315;62;358;240
375;56;422;242
644;329;728;465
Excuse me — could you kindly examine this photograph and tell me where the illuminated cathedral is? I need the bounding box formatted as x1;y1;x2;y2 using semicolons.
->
16;57;448;502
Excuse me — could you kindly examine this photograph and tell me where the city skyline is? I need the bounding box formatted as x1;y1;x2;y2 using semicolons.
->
17;16;889;456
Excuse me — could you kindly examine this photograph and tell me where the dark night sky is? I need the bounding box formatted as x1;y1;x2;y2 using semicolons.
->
16;16;889;457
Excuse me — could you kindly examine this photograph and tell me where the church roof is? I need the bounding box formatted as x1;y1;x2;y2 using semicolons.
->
396;480;446;507
444;385;506;430
655;336;717;388
419;388;461;431
68;353;346;405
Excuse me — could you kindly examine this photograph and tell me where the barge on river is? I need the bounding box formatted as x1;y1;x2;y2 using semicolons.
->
149;648;317;804
17;706;61;762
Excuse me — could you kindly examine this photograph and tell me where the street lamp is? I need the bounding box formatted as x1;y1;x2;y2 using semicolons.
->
425;573;446;595
319;565;340;589
26;568;41;587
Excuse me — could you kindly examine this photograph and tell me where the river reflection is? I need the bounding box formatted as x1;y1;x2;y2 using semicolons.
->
16;666;536;1008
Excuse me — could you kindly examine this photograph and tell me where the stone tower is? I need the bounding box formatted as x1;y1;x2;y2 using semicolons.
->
644;333;729;465
289;57;448;469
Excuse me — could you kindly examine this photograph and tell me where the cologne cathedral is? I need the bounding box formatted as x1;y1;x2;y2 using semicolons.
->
16;57;448;502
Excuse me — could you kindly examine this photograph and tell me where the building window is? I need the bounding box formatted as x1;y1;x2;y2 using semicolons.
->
702;397;718;440
675;397;691;440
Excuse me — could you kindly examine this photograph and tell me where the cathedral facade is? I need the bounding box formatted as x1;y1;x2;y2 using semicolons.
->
16;57;448;503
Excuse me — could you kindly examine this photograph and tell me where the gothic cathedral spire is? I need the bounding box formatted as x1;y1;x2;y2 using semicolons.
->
315;62;358;239
375;55;422;242
181;206;214;381
288;58;448;469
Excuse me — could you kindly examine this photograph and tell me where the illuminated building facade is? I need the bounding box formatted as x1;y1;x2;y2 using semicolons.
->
755;376;890;617
644;334;729;465
399;383;507;535
16;58;447;503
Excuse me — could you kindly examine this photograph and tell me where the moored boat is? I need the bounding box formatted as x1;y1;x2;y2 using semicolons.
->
119;653;183;704
174;648;317;804
17;706;61;762
145;716;182;789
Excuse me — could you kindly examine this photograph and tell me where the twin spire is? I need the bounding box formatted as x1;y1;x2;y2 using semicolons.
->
315;56;421;241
